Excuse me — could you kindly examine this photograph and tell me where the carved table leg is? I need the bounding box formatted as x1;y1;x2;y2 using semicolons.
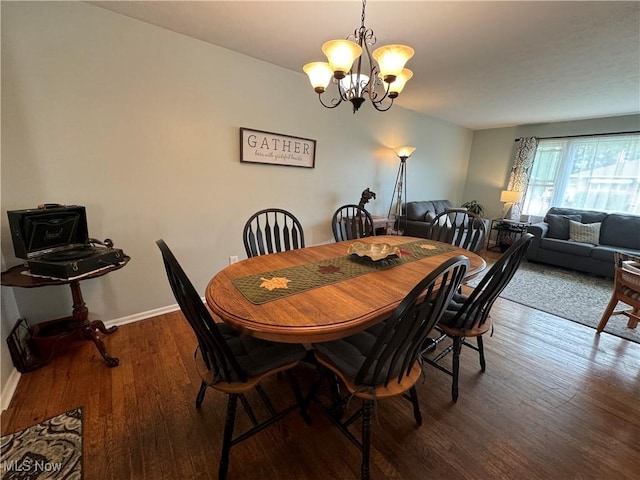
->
90;320;118;334
68;280;119;367
80;324;120;367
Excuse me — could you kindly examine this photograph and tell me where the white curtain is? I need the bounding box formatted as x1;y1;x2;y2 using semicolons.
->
507;137;539;219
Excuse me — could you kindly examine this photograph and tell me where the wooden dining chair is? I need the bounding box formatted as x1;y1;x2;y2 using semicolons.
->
156;239;309;480
307;255;470;480
331;204;375;242
597;252;640;332
421;233;533;402
243;208;305;258
428;208;486;253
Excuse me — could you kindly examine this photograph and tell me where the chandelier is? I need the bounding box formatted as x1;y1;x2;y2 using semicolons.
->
303;0;414;113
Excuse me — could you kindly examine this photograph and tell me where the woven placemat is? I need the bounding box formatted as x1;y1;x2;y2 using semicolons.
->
232;240;455;304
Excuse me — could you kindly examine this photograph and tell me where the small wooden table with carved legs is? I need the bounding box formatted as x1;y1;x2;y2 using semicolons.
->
1;257;130;369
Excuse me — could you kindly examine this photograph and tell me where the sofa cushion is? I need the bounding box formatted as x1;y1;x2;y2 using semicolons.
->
590;245;622;262
546;214;582;240
599;214;640;249
540;238;593;257
405;200;453;221
569;220;601;244
545;207;608;224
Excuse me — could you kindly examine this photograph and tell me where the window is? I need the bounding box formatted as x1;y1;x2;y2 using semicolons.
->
522;134;640;216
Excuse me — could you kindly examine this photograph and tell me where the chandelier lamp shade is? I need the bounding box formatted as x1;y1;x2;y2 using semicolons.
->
303;0;414;113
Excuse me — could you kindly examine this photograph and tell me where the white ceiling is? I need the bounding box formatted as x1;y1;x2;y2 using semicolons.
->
89;1;640;130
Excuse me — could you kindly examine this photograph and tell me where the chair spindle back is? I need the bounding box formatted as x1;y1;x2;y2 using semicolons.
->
354;255;470;387
156;239;248;383
243;209;305;258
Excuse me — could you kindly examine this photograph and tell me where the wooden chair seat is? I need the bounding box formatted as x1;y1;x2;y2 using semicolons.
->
437;317;493;339
195;350;301;395
315;351;422;401
597;254;640;332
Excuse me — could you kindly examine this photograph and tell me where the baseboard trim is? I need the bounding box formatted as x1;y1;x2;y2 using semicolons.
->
1;302;183;412
103;303;181;329
1;368;22;412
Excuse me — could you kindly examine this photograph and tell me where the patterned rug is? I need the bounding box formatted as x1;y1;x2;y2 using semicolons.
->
469;260;639;343
1;408;82;479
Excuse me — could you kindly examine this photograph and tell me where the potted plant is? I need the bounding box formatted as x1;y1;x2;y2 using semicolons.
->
461;200;485;218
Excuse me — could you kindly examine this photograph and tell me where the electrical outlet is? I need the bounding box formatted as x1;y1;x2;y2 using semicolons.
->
229;255;239;265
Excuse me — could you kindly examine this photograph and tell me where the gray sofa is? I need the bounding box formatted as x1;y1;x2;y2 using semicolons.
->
526;207;640;278
398;200;488;253
399;200;455;238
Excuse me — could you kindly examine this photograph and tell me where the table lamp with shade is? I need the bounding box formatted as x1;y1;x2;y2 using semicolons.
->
500;190;523;219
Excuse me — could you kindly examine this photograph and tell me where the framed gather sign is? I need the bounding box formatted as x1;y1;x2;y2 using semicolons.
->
240;128;316;169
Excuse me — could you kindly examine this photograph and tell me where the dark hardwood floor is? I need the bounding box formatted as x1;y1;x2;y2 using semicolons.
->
3;264;640;479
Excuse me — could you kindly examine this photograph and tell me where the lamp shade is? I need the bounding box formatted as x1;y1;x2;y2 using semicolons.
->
500;190;523;203
387;68;413;96
394;146;416;159
322;40;362;78
372;44;415;82
303;62;334;92
339;73;370;94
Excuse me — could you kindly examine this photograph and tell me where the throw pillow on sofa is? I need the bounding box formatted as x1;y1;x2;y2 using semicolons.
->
547;214;582;240
569;220;601;244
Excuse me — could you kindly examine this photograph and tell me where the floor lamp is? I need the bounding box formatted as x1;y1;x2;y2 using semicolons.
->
388;146;416;234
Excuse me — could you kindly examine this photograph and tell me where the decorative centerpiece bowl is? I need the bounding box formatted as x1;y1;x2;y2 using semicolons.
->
347;242;400;262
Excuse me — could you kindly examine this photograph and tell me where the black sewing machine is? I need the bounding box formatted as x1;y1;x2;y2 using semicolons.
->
7;204;126;279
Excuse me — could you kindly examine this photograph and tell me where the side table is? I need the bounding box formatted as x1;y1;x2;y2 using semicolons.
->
1;257;130;370
371;216;393;235
487;219;531;252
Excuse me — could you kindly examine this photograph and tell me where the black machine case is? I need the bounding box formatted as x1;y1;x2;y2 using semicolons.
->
7;205;126;279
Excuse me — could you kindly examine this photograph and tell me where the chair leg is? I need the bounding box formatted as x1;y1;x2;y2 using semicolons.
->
408;386;422;426
452;337;462;403
477;336;486;372
255;384;277;416
195;381;207;408
328;371;344;419
218;394;238;480
361;399;373;480
597;294;619;332
238;393;258;426
285;369;312;425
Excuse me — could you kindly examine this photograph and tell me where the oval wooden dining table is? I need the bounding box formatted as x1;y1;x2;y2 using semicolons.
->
206;235;486;344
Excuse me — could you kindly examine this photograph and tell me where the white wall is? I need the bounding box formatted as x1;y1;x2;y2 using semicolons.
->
464;115;640;219
0;3;473;396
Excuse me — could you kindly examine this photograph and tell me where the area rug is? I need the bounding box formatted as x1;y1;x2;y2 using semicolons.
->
468;260;640;343
1;407;82;479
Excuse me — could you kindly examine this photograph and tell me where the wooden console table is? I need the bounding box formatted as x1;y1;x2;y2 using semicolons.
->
1;257;130;369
